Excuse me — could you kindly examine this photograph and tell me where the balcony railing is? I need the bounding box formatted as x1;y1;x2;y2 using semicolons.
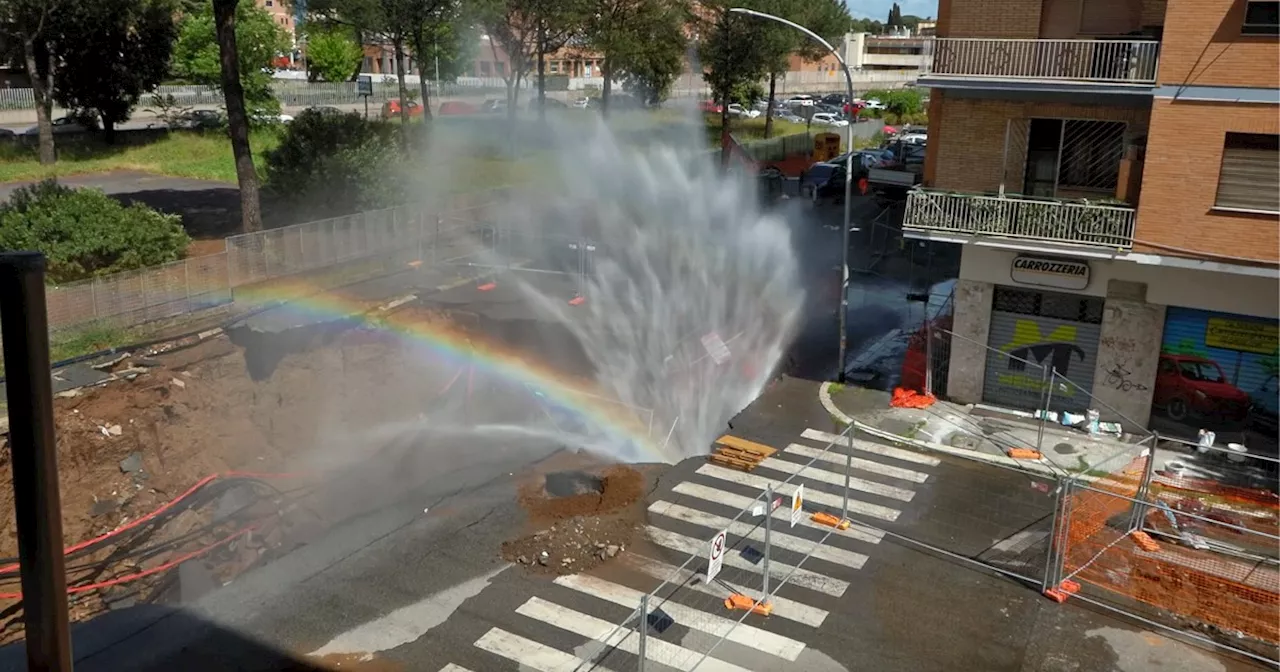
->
904;190;1136;249
928;38;1159;85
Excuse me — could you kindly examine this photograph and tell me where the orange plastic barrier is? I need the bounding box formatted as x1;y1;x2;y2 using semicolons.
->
1006;448;1043;460
890;387;936;409
724;593;773;616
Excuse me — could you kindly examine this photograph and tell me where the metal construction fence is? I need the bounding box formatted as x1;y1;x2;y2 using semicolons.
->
41;186;516;335
574;424;867;671
900;322;1280;664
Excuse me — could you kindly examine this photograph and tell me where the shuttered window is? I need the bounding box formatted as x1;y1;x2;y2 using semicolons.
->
1214;133;1280;213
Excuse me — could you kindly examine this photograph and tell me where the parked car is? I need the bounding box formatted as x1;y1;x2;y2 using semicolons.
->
810;112;849;128
177;109;224;130
798;161;860;203
23;116;91;135
304;106;345;117
784;95;815;107
381;99;423;119
480;99;508;114
863;99;886;111
571;97;590;109
1153;354;1251;423
777;113;806;124
698;100;723;114
727;103;760;119
821;93;849;106
438;101;477;115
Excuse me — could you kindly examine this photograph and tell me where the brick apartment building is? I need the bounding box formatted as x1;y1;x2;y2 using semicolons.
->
909;0;1279;441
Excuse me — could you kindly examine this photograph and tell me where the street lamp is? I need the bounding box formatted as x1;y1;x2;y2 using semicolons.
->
729;7;856;382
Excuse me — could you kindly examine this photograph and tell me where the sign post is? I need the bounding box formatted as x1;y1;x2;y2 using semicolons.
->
706;529;727;583
357;75;373;119
791;484;804;528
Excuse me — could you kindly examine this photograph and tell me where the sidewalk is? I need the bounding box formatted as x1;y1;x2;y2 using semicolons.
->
818;382;1147;480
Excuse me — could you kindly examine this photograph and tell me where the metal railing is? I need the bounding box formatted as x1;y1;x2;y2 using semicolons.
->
575;424;866;671
902;321;1280;664
928;38;1160;85
904;189;1137;249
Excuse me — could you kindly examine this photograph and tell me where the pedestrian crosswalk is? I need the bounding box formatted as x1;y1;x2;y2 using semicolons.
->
442;425;939;672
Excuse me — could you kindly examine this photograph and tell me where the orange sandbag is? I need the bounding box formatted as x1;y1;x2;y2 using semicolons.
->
1006;448;1043;460
1131;531;1161;552
890;387;937;409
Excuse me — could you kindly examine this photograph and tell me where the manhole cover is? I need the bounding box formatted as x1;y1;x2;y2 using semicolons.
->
1053;442;1076;455
544;471;604;498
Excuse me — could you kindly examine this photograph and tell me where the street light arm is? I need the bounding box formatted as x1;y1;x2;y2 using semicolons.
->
727;8;846;69
730;6;856;383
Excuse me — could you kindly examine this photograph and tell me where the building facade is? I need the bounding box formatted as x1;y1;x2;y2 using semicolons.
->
909;0;1279;442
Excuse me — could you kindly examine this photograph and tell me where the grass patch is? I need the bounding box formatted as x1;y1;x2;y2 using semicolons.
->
703;114;810;144
0;129;284;184
827;382;846;394
0;323;142;377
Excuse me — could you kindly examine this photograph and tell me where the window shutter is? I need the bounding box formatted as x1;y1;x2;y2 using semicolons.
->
1215;134;1280;212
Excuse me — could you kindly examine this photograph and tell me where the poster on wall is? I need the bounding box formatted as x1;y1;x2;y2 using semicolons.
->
1156;307;1278;438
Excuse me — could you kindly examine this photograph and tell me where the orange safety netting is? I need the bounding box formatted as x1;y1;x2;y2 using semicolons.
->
890;387;936;409
1060;454;1280;644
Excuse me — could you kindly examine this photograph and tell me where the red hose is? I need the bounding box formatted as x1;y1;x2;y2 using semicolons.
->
0;526;257;600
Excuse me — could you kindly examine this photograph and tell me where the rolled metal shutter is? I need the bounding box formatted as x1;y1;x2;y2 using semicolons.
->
983;287;1103;413
1161;306;1278;415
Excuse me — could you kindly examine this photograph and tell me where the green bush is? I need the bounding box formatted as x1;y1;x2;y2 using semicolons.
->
0;180;190;284
262;108;406;220
865;88;925;118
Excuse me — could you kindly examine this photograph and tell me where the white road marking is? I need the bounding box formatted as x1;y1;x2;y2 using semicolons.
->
783;443;930;483
669;481;885;544
645;526;849;597
801;428;941;466
694;465;901;522
310;565;507;657
517;596;754;672
623;555;829;627
438;665;476;672
553;574;806;661
474;627;616;672
756;458;916;502
649;501;869;570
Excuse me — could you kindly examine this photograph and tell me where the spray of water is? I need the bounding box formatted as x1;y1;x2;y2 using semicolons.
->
469;116;805;464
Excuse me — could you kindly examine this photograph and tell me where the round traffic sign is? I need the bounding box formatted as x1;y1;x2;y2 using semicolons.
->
711;533;725;559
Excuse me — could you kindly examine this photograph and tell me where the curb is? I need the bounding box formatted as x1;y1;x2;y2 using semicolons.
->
818;381;1063;479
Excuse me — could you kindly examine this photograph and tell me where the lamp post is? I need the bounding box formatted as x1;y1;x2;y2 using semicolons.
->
729;8;856;382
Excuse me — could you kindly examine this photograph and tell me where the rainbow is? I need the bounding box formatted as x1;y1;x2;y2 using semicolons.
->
231;277;663;462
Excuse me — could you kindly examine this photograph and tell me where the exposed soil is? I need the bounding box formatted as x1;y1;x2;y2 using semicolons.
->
0;304;567;641
502;464;653;576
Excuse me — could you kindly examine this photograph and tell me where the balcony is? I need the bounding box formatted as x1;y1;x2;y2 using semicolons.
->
923;38;1160;88
904;190;1137;250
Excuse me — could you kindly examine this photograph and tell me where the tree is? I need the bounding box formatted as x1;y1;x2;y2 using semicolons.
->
887;2;902;29
0;0;59;164
50;0;178;142
478;0;538;123
303;23;363;82
850;17;883;35
173;0;290;119
698;4;770;165
400;0;468;122
585;0;687;116
755;0;848;139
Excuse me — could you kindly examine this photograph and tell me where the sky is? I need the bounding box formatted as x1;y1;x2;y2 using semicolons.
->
849;0;939;20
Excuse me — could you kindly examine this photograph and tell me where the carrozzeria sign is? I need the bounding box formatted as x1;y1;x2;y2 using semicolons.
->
1010;255;1090;290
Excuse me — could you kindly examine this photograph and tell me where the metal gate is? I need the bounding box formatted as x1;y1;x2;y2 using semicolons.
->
983;286;1104;412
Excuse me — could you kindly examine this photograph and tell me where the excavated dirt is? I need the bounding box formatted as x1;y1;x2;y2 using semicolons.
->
0;305;561;640
502;464;654;576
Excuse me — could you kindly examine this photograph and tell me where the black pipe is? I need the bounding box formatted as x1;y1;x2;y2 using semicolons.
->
0;252;73;672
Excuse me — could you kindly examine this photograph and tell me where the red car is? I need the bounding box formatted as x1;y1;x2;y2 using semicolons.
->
1153;354;1251;423
381;99;423;119
699;100;723;114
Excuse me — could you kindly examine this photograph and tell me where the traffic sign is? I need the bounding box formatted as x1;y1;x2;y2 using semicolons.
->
790;485;804;528
707;529;727;582
772;497;783;512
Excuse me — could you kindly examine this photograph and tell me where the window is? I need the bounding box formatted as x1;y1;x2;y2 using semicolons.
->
1022;119;1126;195
1243;1;1279;35
1214;133;1280;213
495;62;506;76
548;60;561;74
